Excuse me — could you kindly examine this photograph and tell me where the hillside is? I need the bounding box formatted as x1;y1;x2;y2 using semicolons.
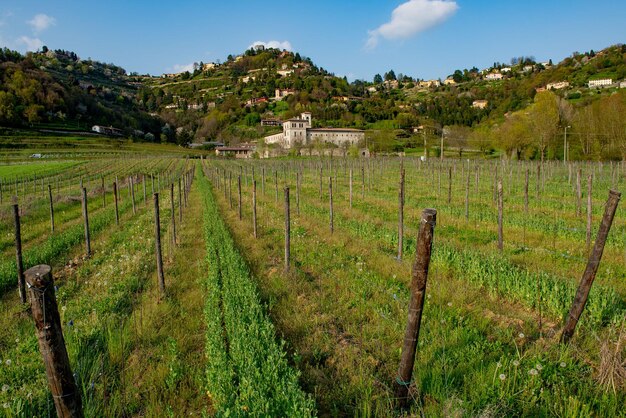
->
1;43;625;159
0;47;164;141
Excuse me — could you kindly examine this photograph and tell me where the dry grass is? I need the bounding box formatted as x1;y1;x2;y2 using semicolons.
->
596;322;626;393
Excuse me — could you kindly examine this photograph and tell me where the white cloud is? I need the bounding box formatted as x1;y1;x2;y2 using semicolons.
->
249;40;292;51
366;0;458;49
18;36;43;51
28;14;56;33
171;63;194;73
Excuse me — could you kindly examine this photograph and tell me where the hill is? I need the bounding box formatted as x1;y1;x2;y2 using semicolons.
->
0;47;164;141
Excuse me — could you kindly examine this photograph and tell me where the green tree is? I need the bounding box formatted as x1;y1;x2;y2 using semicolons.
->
373;74;383;84
528;91;559;162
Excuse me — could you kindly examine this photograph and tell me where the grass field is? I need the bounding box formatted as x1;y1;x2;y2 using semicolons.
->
0;153;625;417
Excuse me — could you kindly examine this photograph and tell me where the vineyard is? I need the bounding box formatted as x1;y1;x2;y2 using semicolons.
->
0;155;625;416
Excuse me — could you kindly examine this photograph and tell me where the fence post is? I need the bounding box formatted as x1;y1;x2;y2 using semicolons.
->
561;190;621;343
238;175;242;220
497;180;503;251
394;208;437;408
113;182;119;225
101;176;106;208
26;265;84;417
349;168;353;209
296;171;301;216
130;176;136;215
284;187;290;271
524;169;529;213
329;176;334;233
170;183;177;246
13;204;26;304
252;180;258;238
586;174;593;249
143;175;147;206
81;188;91;257
465;169;470;221
48;184;55;232
447;166;452;204
275;170;279;203
398;167;405;260
576;169;582;217
178;178;183;223
154;193;165;295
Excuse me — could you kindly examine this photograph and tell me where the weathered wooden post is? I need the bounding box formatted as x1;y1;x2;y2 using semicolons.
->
465;169;470;221
101;176;106;208
398;167;405;260
576;169;582;217
561;190;621;343
524;169;529;213
13;204;26;304
394;208;437;408
296;171;301;216
26;265;84;417
329;177;334;233
361;166;365;199
143;175;147;206
319;165;323;201
275;170;279;203
113;182;120;225
238;175;242;220
170;183;176;246
497;180;503;251
81;188;91;257
586;174;593;249
252;180;258;238
447;166;452;204
178;178;182;223
130;176;136;215
349;168;353;209
48;184;55;232
228;172;233;209
284;187;290;271
154;193;165;295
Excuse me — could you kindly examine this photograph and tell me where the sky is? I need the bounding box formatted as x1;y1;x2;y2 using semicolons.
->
1;0;625;81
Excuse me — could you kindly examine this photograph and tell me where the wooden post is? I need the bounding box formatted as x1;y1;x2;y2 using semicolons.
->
524;169;529;213
81;187;91;257
154;193;165;295
398;168;405;260
394;208;437;407
586;174;593;249
497;180;503;251
262;167;265;196
361;166;365;199
447;166;452;204
13;204;26;304
319;166;323;201
238;175;242;220
465;169;470;221
130;176;136;215
329;177;334;233
48;184;55;232
296;171;300;216
101;176;106;208
275;170;279;203
178;178;182;223
25;265;84;417
284;187;290;271
170;183;176;246
113;182;120;225
561;190;621;343
228;172;233;209
143;175;147;206
252;180;258;238
349;168;353;209
576;169;582;217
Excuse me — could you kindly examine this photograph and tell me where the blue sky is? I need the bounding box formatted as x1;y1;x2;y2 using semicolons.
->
1;0;625;81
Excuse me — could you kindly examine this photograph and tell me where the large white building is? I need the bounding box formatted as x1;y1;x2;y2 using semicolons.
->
264;112;364;148
588;78;613;88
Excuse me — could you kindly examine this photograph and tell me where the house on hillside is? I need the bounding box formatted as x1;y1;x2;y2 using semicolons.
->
261;118;283;127
443;78;456;86
485;72;503;81
547;81;570;90
588;79;613;88
215;144;256;159
92;125;124;137
275;88;296;100
472;100;489;109
264;112;364;149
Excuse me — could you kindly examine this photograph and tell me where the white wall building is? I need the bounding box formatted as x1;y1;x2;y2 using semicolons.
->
264;112;364;149
588;79;613;88
547;81;570;90
485;72;503;81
